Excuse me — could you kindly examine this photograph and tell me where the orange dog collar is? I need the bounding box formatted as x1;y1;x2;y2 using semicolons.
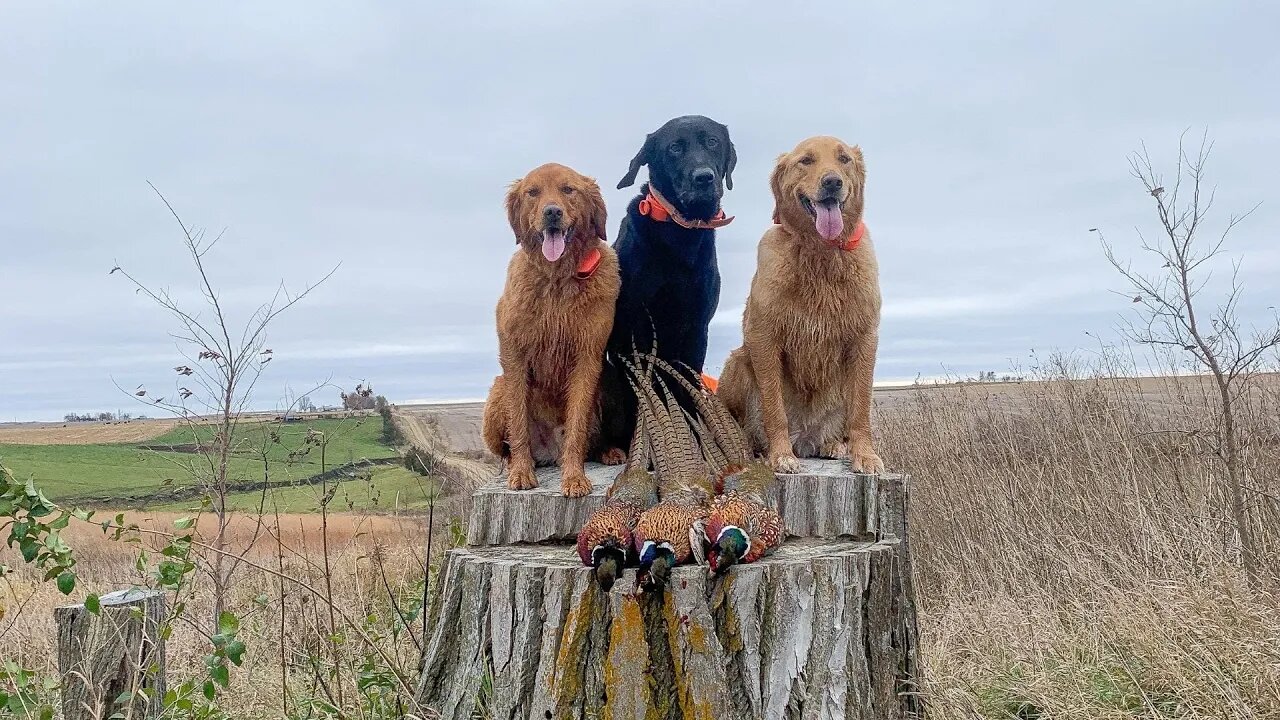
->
638;186;734;230
835;221;866;252
700;372;719;394
771;210;867;252
575;247;603;280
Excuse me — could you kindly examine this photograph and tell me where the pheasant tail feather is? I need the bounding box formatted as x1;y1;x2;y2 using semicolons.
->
648;354;752;466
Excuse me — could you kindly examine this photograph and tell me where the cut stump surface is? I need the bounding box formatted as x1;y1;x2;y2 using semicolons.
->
468;459;896;546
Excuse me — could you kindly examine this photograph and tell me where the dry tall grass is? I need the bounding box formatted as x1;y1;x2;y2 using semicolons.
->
1;511;445;718
3;359;1279;718
883;356;1280;718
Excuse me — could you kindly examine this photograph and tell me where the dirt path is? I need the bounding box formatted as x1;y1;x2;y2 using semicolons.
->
399;402;486;454
392;404;496;491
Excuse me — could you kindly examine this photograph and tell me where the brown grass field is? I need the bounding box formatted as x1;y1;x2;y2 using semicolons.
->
0;418;180;445
0;411;358;446
3;366;1279;718
398;402;486;455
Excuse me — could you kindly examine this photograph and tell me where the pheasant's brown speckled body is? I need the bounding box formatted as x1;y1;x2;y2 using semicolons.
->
575;467;657;591
633;498;710;564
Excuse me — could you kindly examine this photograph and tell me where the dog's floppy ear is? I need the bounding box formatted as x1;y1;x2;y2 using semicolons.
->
768;153;788;203
617;133;653;189
768;153;787;224
848;144;867;215
586;179;608;242
850;145;866;182
505;179;524;244
725;138;738;191
721;122;742;190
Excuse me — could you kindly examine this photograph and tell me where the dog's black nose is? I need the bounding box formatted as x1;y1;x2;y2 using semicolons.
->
692;168;715;186
821;174;843;192
543;205;563;223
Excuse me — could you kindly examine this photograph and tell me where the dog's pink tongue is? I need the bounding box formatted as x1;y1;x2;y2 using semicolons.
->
541;229;566;262
815;204;844;242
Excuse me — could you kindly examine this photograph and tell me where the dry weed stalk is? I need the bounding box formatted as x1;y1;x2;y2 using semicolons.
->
110;185;337;631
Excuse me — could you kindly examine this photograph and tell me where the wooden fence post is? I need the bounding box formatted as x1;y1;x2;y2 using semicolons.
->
56;588;166;720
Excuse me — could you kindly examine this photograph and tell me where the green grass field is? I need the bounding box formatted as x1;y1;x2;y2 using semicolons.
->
0;417;400;507
152;465;441;514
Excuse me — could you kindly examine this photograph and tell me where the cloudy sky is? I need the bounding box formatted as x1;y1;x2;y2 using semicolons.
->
2;2;1278;421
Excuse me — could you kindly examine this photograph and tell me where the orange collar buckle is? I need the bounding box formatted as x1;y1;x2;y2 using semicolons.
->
638;186;734;230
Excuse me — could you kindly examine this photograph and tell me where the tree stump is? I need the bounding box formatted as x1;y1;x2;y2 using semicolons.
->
56;588;167;720
418;460;923;720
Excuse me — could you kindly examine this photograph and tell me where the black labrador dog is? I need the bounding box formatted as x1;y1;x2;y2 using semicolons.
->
600;115;737;452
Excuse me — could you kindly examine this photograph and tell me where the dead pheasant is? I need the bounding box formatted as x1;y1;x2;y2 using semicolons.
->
575;411;658;592
647;356;786;576
626;359;716;592
704;469;785;575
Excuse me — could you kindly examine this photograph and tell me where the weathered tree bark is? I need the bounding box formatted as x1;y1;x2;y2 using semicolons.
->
420;460;923;719
56;589;166;720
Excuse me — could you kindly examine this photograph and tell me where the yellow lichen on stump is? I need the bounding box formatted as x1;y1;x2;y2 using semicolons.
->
550;586;596;716
603;597;651;718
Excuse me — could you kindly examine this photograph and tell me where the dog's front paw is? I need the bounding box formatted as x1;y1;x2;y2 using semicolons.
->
770;452;802;474
599;447;627;466
560;469;593;498
508;465;539;491
849;446;885;474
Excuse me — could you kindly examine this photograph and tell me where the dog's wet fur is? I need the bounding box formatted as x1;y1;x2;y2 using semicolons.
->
481;163;626;498
600;116;737;450
719;136;885;475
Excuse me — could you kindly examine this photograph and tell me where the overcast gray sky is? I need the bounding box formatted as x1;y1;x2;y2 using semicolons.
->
3;2;1278;421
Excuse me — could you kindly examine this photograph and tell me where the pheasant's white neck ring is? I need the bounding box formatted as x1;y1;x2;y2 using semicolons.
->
719;525;750;547
639;540;673;559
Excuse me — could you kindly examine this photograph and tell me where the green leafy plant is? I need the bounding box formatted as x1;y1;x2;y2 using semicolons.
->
0;464;85;596
0;661;57;720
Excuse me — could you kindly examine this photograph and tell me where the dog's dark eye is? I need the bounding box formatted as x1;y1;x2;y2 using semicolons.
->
705;136;719;149
798;156;815;166
838;154;852;164
560;186;575;195
668;141;686;156
526;187;541;198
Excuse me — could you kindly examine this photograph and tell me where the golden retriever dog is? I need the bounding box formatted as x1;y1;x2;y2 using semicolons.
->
719;136;884;474
481;163;624;497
